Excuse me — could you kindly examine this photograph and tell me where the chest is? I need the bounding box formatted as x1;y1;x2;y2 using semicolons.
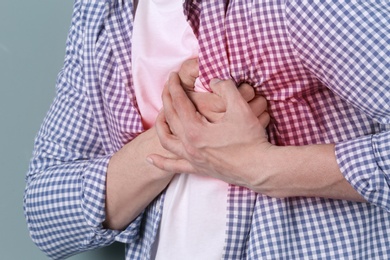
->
188;0;323;100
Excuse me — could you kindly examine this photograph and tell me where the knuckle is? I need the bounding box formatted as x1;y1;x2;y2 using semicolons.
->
239;83;255;98
256;95;267;104
184;129;202;155
184;143;198;158
159;137;170;150
186;127;199;143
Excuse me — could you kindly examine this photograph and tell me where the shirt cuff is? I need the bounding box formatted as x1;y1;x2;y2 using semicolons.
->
335;132;390;210
81;155;144;246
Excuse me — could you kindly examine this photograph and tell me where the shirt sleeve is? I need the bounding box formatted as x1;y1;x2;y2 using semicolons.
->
285;1;390;208
23;1;142;259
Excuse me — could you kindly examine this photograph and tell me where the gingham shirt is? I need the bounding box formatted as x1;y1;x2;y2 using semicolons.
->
24;0;390;259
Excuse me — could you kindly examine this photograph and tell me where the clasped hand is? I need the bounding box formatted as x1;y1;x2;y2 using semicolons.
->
147;59;272;189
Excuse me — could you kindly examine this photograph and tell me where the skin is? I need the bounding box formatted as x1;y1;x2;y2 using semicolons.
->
103;59;268;230
104;126;174;230
147;71;366;203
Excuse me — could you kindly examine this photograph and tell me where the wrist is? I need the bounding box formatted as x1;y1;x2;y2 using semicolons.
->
137;127;176;180
246;144;288;196
249;143;365;201
262;144;339;197
265;145;320;197
104;128;175;230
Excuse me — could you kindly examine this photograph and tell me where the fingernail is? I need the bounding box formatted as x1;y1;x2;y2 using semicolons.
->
209;78;222;85
146;157;154;165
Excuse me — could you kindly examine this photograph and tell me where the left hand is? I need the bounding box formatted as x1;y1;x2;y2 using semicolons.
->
177;58;262;123
147;73;272;188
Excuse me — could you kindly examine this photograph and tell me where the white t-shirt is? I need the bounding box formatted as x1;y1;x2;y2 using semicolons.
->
131;0;228;259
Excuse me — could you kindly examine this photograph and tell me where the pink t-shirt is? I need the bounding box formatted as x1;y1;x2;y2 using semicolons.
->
132;0;228;259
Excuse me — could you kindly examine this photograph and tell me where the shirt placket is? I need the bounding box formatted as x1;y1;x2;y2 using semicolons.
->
184;1;257;259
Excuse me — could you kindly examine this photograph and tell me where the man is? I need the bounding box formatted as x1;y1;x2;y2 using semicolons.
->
150;1;390;259
24;0;389;259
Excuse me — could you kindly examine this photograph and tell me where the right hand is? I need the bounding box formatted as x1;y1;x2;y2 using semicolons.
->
149;74;271;188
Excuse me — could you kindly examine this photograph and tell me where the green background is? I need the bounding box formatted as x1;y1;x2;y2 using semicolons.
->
0;1;124;259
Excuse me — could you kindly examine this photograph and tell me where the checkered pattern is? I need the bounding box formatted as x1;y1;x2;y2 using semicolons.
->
24;0;389;259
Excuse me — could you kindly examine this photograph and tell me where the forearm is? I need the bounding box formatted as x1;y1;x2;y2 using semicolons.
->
249;143;366;202
151;77;367;203
104;127;175;230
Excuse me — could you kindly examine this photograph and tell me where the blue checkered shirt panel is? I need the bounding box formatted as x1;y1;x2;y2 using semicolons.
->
24;0;390;259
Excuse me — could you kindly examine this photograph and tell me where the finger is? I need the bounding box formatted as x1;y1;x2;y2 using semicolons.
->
238;83;255;102
258;112;271;128
209;79;240;104
178;58;199;91
187;92;222;111
161;82;181;136
248;95;268;118
155;110;187;158
146;155;195;174
209;78;252;115
168;72;202;123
